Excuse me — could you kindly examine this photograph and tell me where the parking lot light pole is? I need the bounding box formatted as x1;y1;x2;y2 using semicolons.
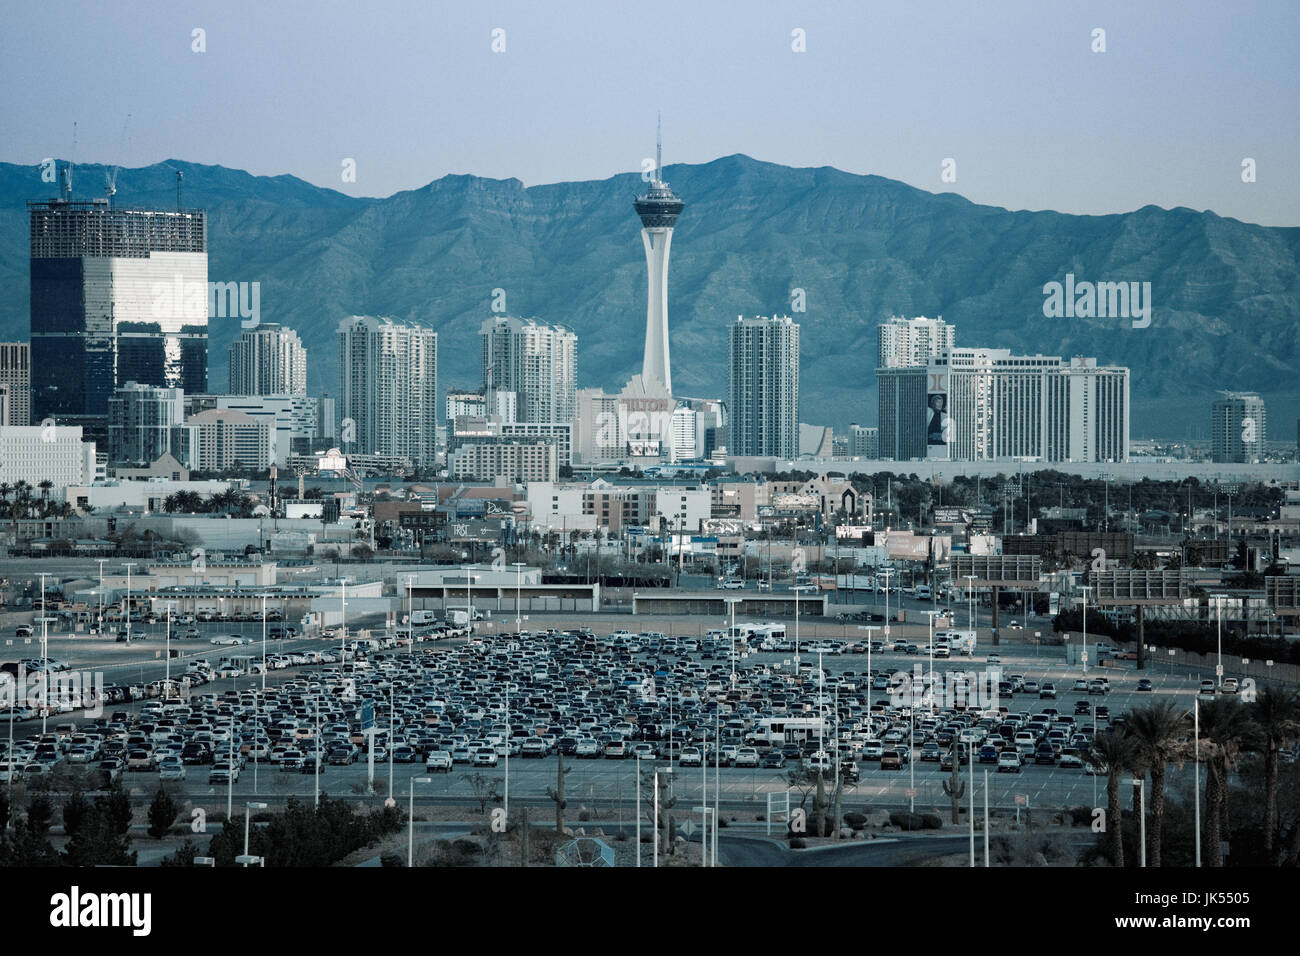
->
339;577;347;662
725;597;741;683
228;711;236;819
983;769;990;866
125;563;139;645
389;679;395;798
924;610;941;686
503;683;513;821
261;594;268;696
1080;585;1091;676
880;567;894;642
964;575;977;631
909;708;915;813
653;769;659;867
164;601;175;689
513;562;526;634
1213;595;1224;686
243;801;268;866
1132;777;1147;867
636;754;642;867
409;776;432;866
1194;698;1202;867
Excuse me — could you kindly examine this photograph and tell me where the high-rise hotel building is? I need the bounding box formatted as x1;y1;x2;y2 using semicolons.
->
479;315;576;425
29;196;208;421
0;343;31;426
728;315;800;458
878;315;956;368
229;323;307;396
338;315;438;468
878;348;1129;462
1210;392;1267;463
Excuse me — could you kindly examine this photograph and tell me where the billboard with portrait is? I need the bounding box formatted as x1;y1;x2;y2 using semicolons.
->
926;370;950;451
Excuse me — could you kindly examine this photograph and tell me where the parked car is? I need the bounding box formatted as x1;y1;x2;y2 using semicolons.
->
424;750;453;772
996;751;1022;773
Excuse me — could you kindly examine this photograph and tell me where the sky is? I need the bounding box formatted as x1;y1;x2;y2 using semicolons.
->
2;0;1298;225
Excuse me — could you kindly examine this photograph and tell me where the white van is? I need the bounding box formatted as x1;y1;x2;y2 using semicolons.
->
914;585;932;600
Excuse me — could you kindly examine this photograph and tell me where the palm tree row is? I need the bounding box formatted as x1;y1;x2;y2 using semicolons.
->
161;489;257;516
0;479;70;520
1087;689;1300;866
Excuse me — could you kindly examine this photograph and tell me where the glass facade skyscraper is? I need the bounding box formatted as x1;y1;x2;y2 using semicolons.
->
29;198;208;421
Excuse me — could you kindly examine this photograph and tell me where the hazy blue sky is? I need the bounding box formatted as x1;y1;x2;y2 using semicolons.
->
3;0;1297;224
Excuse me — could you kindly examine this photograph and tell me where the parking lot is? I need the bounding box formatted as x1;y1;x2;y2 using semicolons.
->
1;602;1247;824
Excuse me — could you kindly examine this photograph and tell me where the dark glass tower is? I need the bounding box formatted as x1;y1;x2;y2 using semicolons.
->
29;196;208;421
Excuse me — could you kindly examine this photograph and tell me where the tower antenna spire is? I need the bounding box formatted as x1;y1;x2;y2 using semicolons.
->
656;112;662;184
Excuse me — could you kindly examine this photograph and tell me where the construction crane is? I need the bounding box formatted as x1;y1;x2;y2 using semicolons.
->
104;113;131;207
61;121;78;200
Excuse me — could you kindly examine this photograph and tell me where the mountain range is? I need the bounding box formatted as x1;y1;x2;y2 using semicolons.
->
1;154;1297;440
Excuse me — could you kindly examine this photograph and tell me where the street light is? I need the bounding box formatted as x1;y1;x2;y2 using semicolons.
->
124;563;136;645
39;572;48;736
964;575;978;632
924;610;942;686
512;562;527;634
879;567;895;641
858;625;879;691
725;597;742;683
1131;777;1147;867
240;801;268;866
1212;594;1225;685
409;776;432;866
1080;585;1092;676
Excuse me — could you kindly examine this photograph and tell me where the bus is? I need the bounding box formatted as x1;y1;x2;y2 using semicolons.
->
746;716;826;747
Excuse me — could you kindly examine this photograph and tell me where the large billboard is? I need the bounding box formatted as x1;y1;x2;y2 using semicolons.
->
926;369;950;456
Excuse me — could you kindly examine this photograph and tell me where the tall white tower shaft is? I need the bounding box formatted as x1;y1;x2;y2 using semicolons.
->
641;226;674;393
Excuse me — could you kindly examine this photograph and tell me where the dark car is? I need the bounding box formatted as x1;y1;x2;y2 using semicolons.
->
760;751;786;769
1034;745;1057;765
919;741;942;761
977;745;999;764
180;743;212;765
1137;679;1154;692
558;736;579;757
1074;700;1092;715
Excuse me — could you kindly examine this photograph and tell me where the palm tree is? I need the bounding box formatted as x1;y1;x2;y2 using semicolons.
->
1248;687;1300;862
1088;729;1141;866
1127;700;1191;866
1197;697;1258;867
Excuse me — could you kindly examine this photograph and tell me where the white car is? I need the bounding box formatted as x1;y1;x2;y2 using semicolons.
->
733;747;759;768
679;747;702;767
424;750;453;772
210;635;252;646
158;758;187;781
996;751;1022;773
